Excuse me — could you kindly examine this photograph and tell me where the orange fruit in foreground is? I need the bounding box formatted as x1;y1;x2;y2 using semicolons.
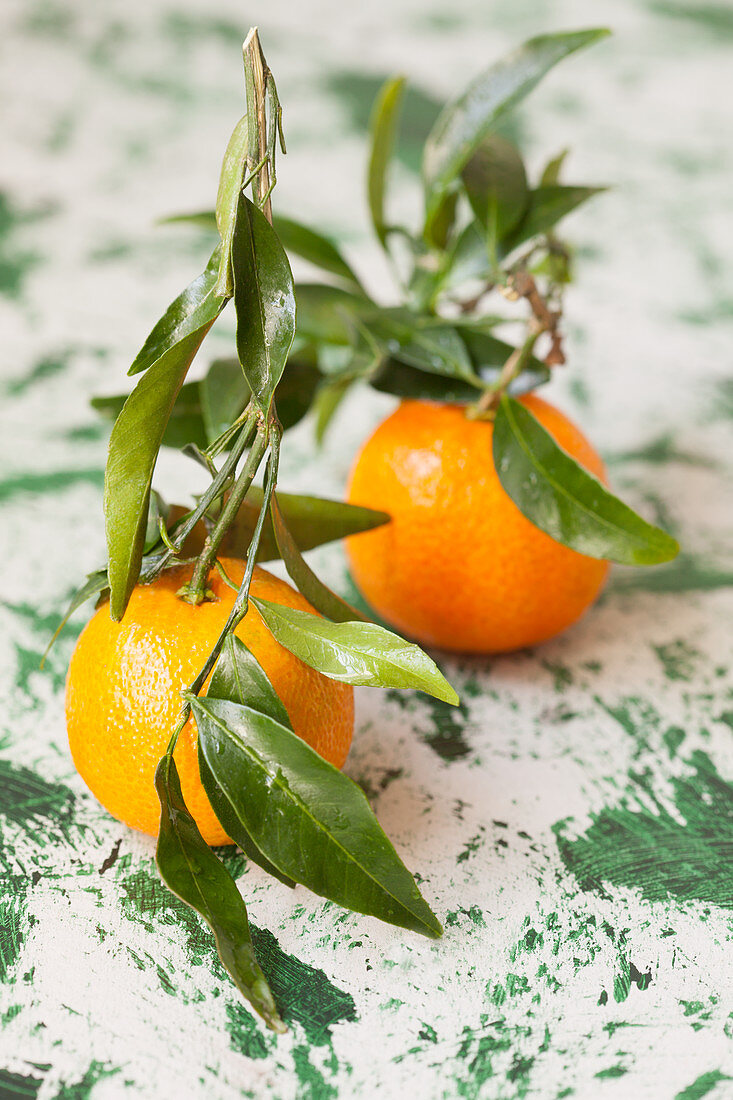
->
66;558;354;845
346;394;609;654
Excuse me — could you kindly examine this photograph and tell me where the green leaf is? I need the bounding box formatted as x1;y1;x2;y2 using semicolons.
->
215;115;249;296
540;148;569;186
505;184;605;251
365;309;478;383
273;214;364;292
270;494;366;623
493;396;680;565
192;696;443;938
314;376;355;443
459;326;550;394
371;359;483;403
43;569;109;661
154;753;284;1031
461;134;528;238
210;635;291;727
199;358;249;443
232;195;296;412
422;28;610;236
159;210;218;231
251;598;459;704
128;247;225;376
220;488;390;563
442;219;494;289
93;381;209;450
295;283;372;346
367;76;406;248
273;347;321;432
105;327;210;620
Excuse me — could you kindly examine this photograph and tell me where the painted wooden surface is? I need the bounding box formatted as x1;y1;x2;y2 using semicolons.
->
0;0;731;1097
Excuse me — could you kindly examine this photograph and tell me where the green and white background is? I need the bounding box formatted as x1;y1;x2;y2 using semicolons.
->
1;0;732;1096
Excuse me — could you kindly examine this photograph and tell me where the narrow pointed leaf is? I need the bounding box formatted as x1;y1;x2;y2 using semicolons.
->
94;380;208;450
367;76;406;248
232;195;296;411
204;635;297;886
540;148;569;186
295;283;372;346
493;396;680;564
159;210;218;231
193;697;443;938
423;28;610;235
364;309;478;383
128;247;225;376
210;635;291;727
314;376;355;443
251;598;459;704
155;753;284;1031
220;488;390;562
505;184;605;251
273;214;364;292
105;328;210;620
215;115;249;296
43;570;109;660
271;494;366;623
199;358;249;443
461;134;528;238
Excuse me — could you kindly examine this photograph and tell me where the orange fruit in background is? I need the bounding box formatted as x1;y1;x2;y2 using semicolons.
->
66;558;354;845
346;394;609;654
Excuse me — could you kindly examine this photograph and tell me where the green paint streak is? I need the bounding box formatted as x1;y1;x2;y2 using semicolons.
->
675;1070;731;1100
0;469;104;504
595;1066;628;1079
0;761;75;848
0;192;48;299
610;555;733;594
53;1062;121;1100
6;351;71;396
226;1002;271;1060
454;1025;512;1098
663;726;686;757
554;751;733;908
653;640;701;682
291;1045;337;1100
0;878;29;982
607;433;714;468
650;2;733;37
0;1066;44;1098
387;690;472;762
250;926;357;1045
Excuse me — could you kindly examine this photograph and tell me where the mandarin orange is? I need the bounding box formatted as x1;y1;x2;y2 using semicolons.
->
346;394;609;653
66;558;354;844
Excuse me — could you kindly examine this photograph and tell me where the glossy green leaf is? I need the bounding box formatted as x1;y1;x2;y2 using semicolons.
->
461;134;528;238
193;696;443;937
295;283;372;346
270;494;366;623
459;327;550;393
273;214;364;292
505;184;605;251
93;381;209;450
367;76;406;248
370;359;483;403
128;247;225;376
493;396;680;565
220;487;390;563
215;115;249;297
154;753;284;1031
105;328;209;620
251;598;459;704
422;28;610;236
232;194;296;411
210;635;291;727
365;309;478;383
